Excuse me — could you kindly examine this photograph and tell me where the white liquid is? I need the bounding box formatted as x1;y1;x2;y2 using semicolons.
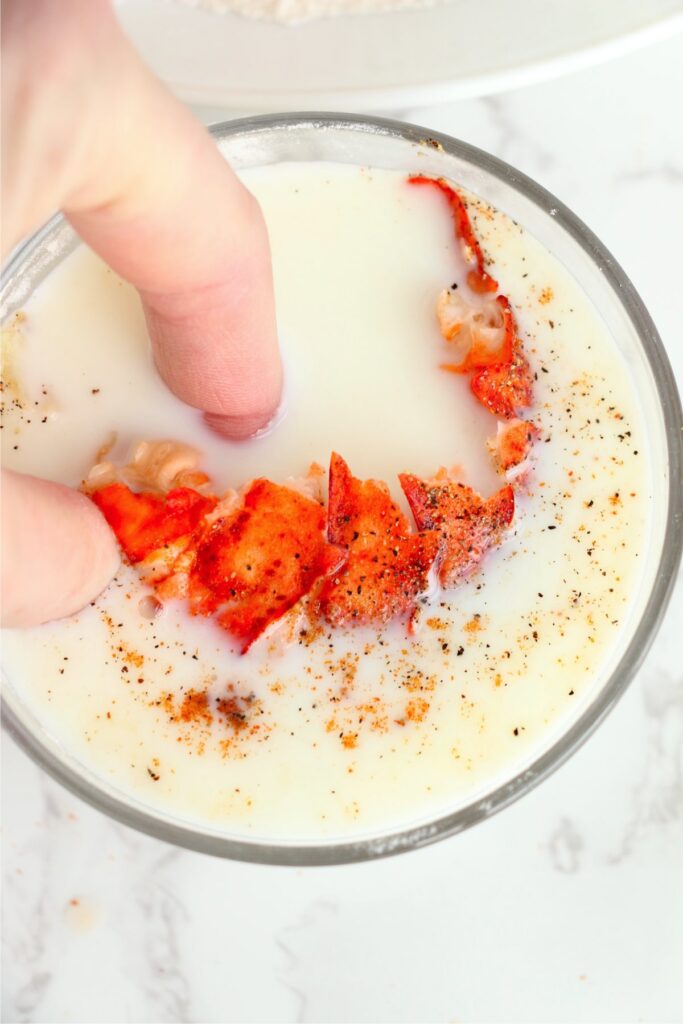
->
1;164;649;840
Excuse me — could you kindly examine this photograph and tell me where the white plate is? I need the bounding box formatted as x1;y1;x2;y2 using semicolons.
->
117;0;683;112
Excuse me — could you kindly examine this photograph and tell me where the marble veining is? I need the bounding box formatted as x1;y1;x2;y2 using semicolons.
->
481;94;557;171
274;901;338;1023
2;30;683;1024
547;817;584;874
135;850;192;1023
608;664;683;862
617;163;683;184
3;776;58;1023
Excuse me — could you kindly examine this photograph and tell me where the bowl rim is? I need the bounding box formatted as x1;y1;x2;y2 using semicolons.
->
3;112;682;866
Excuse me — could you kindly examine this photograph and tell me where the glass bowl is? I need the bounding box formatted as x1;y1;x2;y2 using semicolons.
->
2;114;682;865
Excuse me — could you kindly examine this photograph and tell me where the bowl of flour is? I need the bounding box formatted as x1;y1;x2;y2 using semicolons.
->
115;0;683;113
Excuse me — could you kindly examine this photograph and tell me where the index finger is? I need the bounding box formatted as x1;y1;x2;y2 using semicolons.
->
6;0;283;438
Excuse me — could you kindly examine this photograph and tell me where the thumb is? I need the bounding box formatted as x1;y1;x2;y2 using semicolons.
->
1;469;120;628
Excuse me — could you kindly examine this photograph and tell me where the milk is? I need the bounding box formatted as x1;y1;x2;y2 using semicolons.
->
1;163;649;840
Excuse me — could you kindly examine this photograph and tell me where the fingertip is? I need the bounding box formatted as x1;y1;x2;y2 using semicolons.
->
1;470;120;628
143;278;283;437
202;360;285;439
79;489;122;592
203;404;281;441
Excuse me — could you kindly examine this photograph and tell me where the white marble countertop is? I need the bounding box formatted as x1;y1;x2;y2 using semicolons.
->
3;30;683;1024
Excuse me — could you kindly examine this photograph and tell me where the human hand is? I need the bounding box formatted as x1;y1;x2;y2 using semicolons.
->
1;0;282;627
